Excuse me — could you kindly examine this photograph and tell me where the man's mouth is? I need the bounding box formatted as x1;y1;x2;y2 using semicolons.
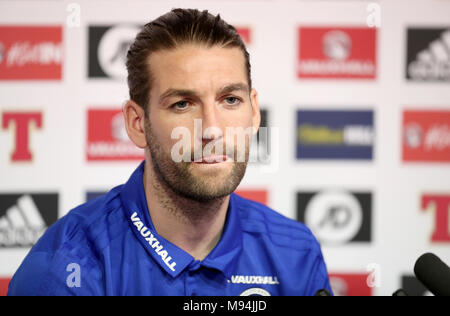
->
193;155;231;164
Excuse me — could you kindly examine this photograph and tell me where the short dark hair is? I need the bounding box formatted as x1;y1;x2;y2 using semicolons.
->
126;8;251;113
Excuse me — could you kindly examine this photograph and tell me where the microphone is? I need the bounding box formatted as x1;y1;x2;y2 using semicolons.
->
392;289;408;296
414;253;450;296
314;289;332;296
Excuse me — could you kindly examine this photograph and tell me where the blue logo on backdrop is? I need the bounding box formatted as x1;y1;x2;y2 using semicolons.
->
296;110;374;160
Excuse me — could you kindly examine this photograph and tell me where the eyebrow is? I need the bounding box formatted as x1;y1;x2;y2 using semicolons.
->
158;83;249;105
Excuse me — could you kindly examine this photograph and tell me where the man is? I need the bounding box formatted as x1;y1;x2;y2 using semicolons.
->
8;8;332;296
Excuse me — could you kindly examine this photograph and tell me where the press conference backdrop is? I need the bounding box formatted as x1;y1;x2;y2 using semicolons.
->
0;0;449;296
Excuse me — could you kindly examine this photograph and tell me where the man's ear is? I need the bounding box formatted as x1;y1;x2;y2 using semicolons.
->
250;88;261;136
123;100;147;149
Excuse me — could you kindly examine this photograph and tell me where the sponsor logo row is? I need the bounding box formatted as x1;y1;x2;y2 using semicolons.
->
1;109;449;162
0;191;448;249
0;190;446;296
300;191;450;244
0;25;449;81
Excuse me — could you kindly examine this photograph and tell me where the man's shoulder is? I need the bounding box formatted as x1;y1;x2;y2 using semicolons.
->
8;185;126;296
42;185;127;253
63;186;124;233
232;193;320;251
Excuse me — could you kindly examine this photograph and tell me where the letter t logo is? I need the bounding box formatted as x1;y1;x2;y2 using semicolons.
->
2;112;43;162
422;195;450;242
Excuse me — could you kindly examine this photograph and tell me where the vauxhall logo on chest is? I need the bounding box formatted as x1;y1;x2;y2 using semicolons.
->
130;212;177;272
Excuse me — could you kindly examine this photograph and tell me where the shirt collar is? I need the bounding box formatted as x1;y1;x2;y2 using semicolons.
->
120;161;243;279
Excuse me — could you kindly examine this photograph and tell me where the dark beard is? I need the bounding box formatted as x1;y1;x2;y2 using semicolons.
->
144;118;249;203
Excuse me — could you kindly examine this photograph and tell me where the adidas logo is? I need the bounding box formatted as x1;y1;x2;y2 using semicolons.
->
408;29;450;81
0;195;47;247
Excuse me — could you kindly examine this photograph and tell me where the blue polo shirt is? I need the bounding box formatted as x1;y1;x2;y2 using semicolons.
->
8;162;332;296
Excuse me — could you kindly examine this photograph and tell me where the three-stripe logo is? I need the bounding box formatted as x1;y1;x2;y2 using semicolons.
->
0;194;58;247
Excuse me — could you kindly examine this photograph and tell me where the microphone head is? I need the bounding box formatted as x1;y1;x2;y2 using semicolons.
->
392;289;408;296
414;253;450;296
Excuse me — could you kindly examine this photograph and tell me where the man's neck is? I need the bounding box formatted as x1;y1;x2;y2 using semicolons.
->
143;161;230;261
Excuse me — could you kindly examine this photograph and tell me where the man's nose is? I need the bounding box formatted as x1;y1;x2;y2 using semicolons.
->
200;103;224;142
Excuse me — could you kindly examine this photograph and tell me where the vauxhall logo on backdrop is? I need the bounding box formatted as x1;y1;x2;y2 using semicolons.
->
87;108;144;161
0;194;58;247
297;27;377;79
406;28;450;81
296;190;372;245
0;26;63;80
296;109;375;160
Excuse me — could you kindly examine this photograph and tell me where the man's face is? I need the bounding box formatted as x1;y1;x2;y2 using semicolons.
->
145;44;259;202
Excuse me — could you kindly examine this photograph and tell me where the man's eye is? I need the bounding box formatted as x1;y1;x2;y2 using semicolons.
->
224;97;241;106
172;101;190;110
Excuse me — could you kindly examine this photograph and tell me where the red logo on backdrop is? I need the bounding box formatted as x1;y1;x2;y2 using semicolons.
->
0;26;62;80
87;109;144;161
235;190;268;205
2;111;43;162
236;27;251;45
403;110;450;162
297;27;377;79
0;278;10;296
329;273;372;296
422;195;450;242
